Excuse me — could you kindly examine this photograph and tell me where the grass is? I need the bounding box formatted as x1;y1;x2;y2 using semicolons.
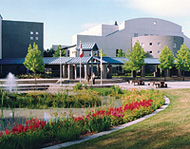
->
65;89;190;149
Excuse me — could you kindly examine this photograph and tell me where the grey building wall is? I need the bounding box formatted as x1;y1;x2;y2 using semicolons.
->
73;18;190;57
2;20;43;58
132;35;184;58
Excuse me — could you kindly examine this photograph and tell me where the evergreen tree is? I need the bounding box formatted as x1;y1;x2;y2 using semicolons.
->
175;43;190;81
23;43;45;84
158;45;174;80
123;41;146;78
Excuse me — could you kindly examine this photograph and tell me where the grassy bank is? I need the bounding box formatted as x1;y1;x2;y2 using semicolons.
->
67;89;190;149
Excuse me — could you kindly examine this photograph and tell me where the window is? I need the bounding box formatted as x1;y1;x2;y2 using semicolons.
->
173;43;177;48
144;34;148;36
35;37;39;40
157;51;161;53
30;37;33;40
149;42;152;46
36;32;39;35
153;21;157;25
134;33;138;37
157;42;161;46
30;31;33;35
149;51;152;53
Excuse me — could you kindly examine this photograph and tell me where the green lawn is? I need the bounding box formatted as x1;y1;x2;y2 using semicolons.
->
66;89;190;149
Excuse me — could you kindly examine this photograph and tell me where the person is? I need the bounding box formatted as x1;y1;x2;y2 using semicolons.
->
92;72;95;85
87;73;90;84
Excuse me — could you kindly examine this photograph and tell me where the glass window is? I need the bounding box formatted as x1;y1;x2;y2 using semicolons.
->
30;37;33;40
157;51;161;53
36;32;39;35
30;31;33;35
149;43;152;46
157;42;161;46
35;37;39;40
153;21;157;25
134;33;138;37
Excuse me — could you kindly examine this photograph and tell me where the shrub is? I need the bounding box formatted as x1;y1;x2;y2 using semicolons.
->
73;83;82;91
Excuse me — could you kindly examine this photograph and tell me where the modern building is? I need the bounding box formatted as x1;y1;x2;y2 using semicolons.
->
0;15;44;59
132;35;184;58
0;15;2;59
72;18;190;57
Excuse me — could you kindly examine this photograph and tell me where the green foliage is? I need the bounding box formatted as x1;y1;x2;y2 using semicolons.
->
53;45;66;57
116;49;125;57
110;85;123;99
73;83;82;91
16;73;50;79
175;44;190;72
158;45;175;70
43;48;55;57
23;43;45;74
0;90;101;109
123;41;146;72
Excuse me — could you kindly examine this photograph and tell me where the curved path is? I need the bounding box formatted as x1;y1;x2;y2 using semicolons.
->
43;96;170;149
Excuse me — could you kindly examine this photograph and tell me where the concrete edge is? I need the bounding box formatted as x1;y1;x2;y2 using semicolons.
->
42;96;170;149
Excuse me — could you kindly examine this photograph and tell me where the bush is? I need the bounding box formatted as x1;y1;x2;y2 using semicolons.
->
0;90;101;109
73;83;82;91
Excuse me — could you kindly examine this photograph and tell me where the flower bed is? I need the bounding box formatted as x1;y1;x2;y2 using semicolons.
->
0;89;165;148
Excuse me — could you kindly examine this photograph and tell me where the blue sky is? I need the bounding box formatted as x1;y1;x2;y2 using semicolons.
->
1;0;190;49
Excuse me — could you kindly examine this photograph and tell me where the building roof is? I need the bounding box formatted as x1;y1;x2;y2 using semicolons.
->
76;42;99;51
0;57;160;65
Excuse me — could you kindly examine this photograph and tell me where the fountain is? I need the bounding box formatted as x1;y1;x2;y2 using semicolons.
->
4;72;17;93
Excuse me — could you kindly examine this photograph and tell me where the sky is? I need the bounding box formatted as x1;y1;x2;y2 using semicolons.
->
1;0;190;50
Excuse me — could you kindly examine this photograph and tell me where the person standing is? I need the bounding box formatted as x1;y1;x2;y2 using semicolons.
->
87;73;90;84
92;72;95;84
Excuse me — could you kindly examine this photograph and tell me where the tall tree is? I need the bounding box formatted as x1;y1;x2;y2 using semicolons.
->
53;45;66;57
23;43;45;84
175;43;190;81
158;45;175;80
44;48;55;57
116;49;125;57
123;41;146;78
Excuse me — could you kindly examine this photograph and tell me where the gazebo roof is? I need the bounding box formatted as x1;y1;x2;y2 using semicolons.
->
0;57;160;65
76;42;99;51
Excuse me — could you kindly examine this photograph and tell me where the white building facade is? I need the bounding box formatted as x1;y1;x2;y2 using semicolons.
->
72;18;190;57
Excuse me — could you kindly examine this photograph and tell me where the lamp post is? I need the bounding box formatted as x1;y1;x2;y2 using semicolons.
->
60;49;62;86
100;49;103;85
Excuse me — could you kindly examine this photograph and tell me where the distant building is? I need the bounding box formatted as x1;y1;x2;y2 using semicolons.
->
0;15;44;59
72;18;190;57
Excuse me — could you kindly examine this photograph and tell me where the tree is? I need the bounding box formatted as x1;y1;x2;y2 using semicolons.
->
175;43;190;81
116;49;125;57
158;45;175;80
44;48;55;57
123;41;146;78
23;43;45;84
53;45;66;57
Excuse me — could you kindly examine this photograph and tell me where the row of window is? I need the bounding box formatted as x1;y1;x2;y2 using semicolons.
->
141;42;177;48
147;50;161;54
30;37;39;40
30;31;39;35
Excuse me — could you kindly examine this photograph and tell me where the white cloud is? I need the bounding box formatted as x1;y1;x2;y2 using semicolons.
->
124;0;190;17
